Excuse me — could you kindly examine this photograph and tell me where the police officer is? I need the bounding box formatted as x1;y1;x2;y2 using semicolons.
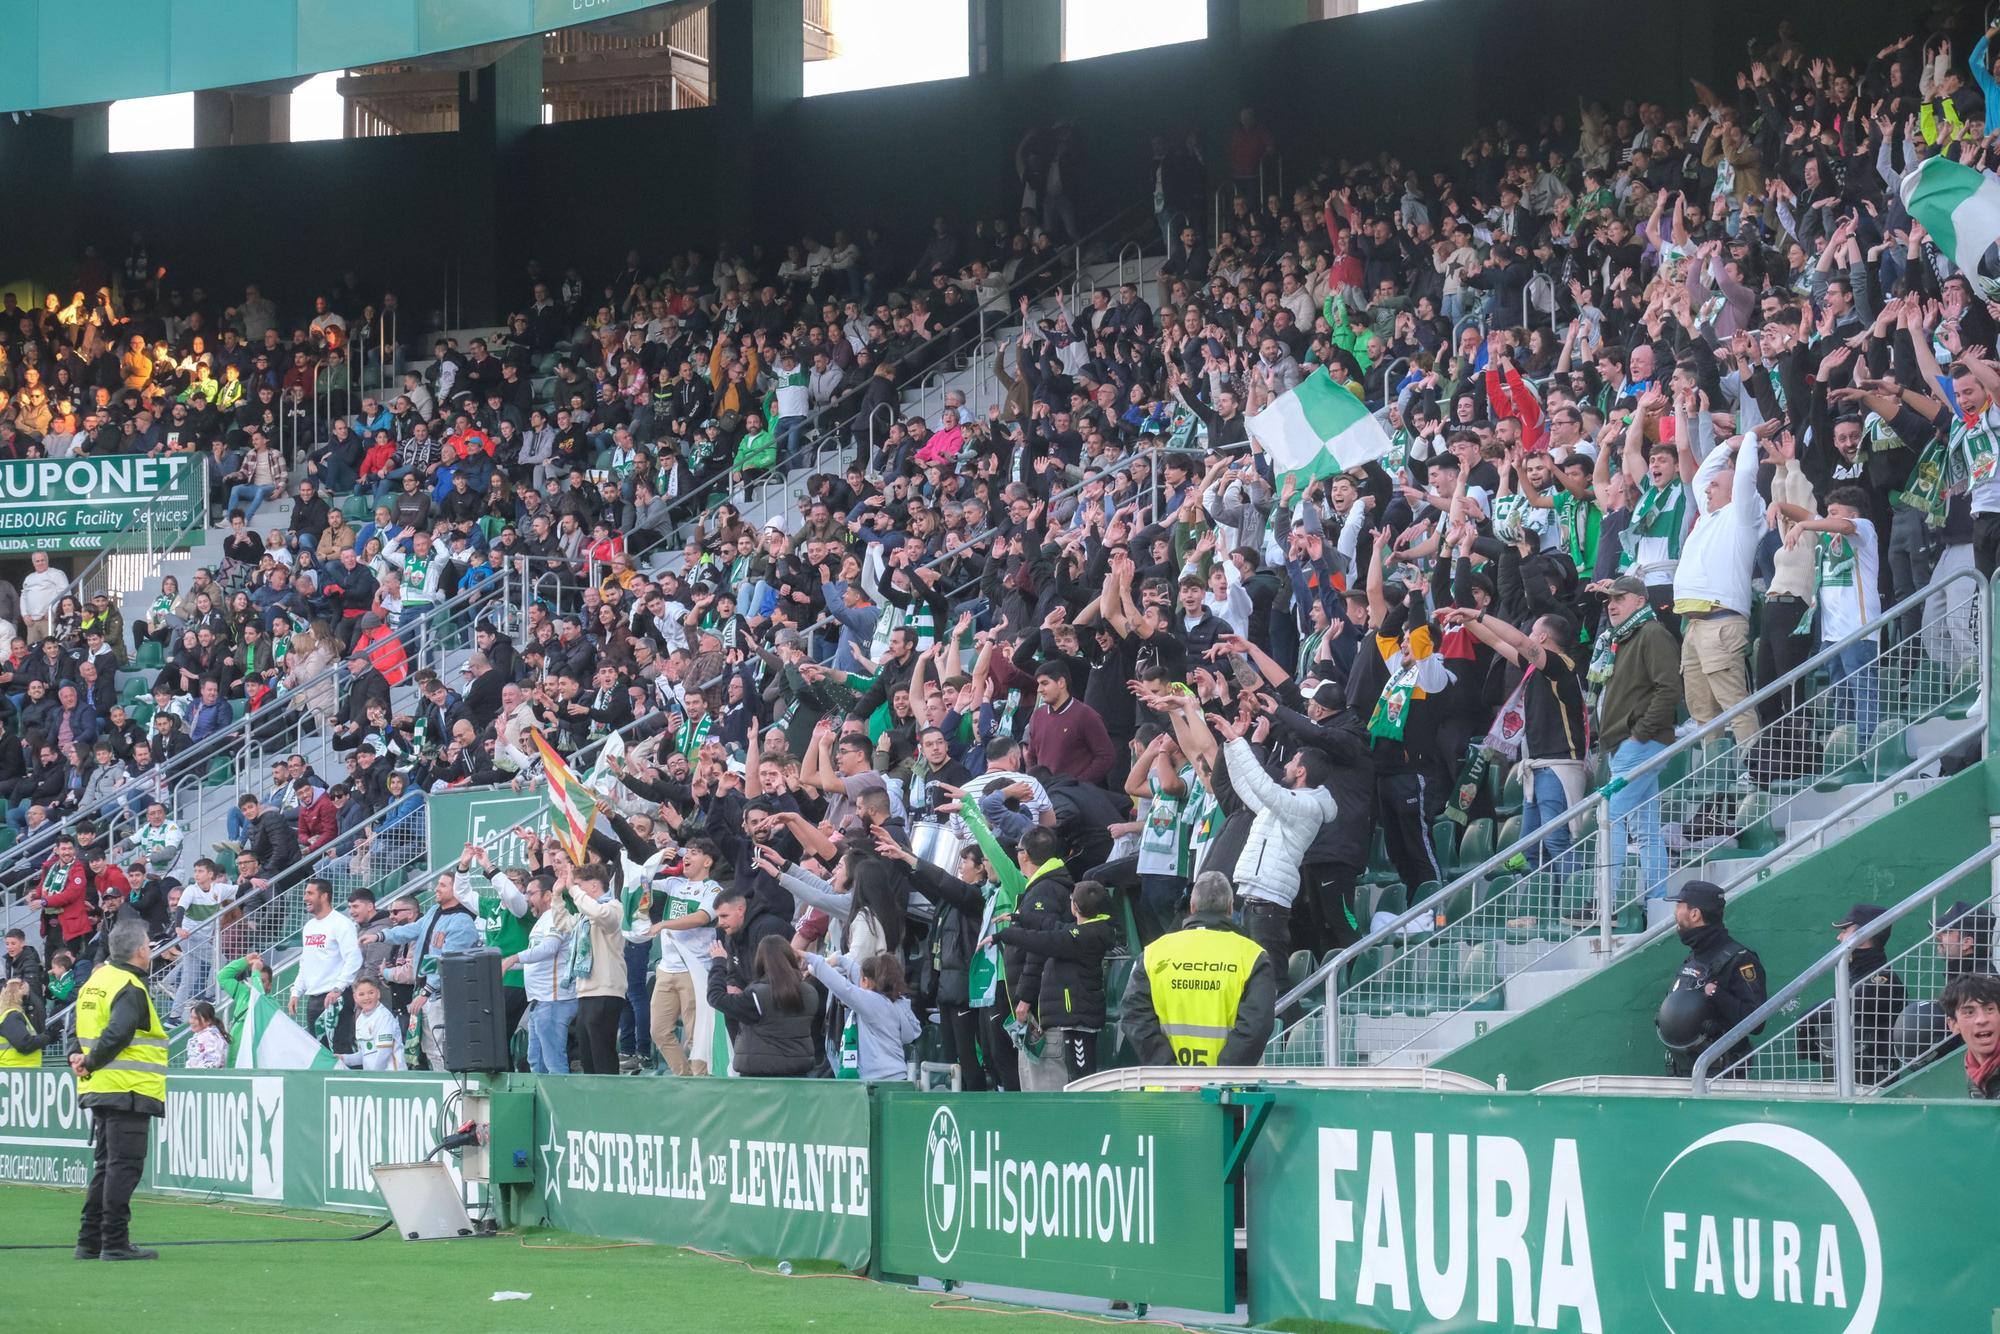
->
1795;904;1909;1086
1122;871;1278;1067
1658;882;1766;1077
67;919;167;1261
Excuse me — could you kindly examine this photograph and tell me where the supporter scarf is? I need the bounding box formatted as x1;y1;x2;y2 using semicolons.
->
1481;672;1531;760
1950;408;2000;488
1627;478;1685;540
1893;437;1954;529
1586;602;1655;691
1367;664;1420;741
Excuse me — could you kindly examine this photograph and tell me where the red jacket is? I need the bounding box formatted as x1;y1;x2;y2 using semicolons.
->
359;439;398;478
297;793;337;851
31;856;93;939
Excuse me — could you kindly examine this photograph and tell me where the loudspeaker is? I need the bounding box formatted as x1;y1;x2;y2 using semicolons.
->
438;948;509;1074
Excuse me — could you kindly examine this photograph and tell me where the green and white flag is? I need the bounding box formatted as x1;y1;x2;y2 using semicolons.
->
217;962;339;1070
1902;156;2000;300
1246;368;1394;481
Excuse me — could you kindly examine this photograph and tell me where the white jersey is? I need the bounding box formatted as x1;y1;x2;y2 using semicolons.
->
342;1004;406;1071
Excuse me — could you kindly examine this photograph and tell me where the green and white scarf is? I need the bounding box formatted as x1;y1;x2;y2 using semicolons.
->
1586;601;1656;692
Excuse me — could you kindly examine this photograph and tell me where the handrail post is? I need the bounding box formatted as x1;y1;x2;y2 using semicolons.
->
1596;792;1617;954
1832;952;1858;1097
1322;961;1341;1066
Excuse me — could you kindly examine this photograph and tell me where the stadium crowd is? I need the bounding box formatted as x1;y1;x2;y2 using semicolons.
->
6;7;2000;1093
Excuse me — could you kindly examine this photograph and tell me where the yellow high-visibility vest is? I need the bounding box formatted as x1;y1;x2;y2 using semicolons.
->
0;1006;42;1068
1141;926;1265;1066
74;966;168;1102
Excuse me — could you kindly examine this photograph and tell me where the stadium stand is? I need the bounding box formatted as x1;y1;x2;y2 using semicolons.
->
2;0;1999;1115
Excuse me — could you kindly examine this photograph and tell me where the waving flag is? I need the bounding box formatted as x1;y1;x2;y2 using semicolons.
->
1902;156;2000;301
531;729;600;864
217;961;338;1070
1246;368;1393;481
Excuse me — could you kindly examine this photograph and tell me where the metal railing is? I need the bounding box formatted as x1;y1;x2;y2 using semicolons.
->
1268;566;1991;1069
1693;841;2000;1095
898;202;1155;428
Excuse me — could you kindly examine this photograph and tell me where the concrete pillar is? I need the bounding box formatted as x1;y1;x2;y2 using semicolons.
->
191;90;292;147
0;112;88;305
455;41;543;327
973;0;1061;77
713;0;804;240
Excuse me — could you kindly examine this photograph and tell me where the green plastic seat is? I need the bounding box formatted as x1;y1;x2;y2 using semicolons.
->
1495;764;1523;818
0;827;16;852
205;754;233;786
1864;718;1911;781
1455;818;1496;874
1284;948;1314;994
119;676;149;705
229;699;246;723
1430;819;1459;877
1815;724;1862;791
134;640;166;670
342;494;373;522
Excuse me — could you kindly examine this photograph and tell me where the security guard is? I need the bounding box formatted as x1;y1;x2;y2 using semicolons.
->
67;920;167;1261
1122;871;1277;1067
1658;881;1766;1077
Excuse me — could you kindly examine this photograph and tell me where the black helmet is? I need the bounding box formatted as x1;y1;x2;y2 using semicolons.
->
1657;986;1715;1051
1892;1000;1950;1063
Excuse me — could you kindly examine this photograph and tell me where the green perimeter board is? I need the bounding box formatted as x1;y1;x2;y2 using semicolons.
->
873;1088;1237;1312
1246;1085;2000;1333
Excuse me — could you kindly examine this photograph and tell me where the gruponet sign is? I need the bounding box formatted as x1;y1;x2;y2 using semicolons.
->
0;456;204;554
0;1067;91;1187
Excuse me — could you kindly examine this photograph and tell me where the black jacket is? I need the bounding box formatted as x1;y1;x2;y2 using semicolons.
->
1266;702;1376;868
1120;913;1277;1066
1668;922;1767;1067
998;913;1117;1031
705;970;816;1076
908;859;990;1009
6;944;46;1026
242;808;300;873
999;861;1074;1009
65;962;165;1116
0;1005;55;1060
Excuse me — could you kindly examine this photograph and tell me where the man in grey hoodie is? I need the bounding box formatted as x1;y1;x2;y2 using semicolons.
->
1216;718;1340;965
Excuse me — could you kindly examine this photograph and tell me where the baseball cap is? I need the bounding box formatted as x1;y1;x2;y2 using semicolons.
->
1666;880;1726;917
1938;899;1991;933
1607;574;1649;599
1834;903;1889;934
1309;678;1348;708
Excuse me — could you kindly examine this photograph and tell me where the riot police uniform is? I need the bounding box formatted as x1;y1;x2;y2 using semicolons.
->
1659;882;1767;1077
1796;903;1910;1086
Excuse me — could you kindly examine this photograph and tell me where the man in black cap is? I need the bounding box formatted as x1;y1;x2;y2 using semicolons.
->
1935;899;1994;981
1658;881;1766;1076
1793;904;1909;1087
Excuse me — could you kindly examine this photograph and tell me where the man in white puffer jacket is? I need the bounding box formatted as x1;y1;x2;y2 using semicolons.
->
1218;727;1339;964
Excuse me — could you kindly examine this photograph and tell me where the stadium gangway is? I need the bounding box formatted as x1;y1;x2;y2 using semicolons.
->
0;565;533;884
900;201;1156;428
1270;565;1992;1070
1691;839;2000;1096
55;457;213;631
648;200;1153;552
